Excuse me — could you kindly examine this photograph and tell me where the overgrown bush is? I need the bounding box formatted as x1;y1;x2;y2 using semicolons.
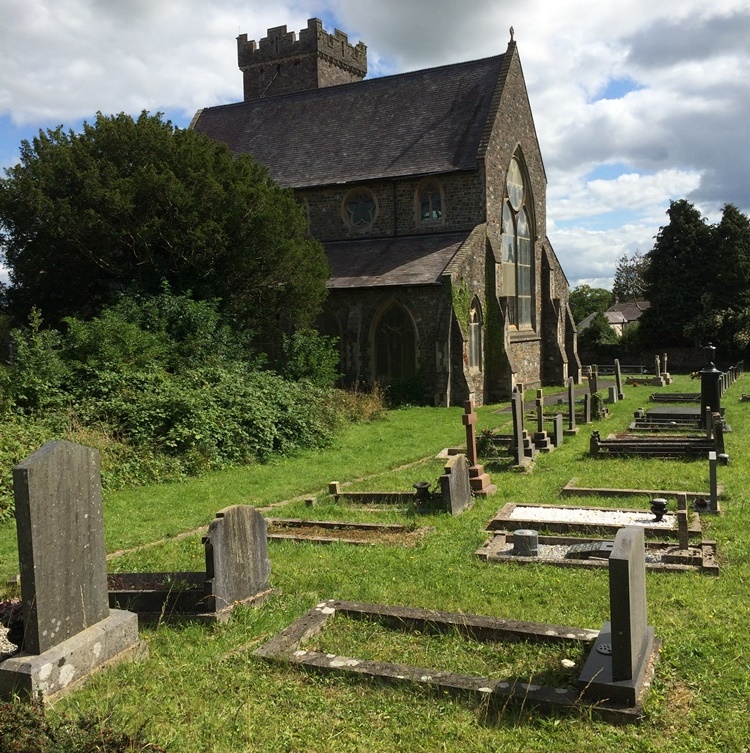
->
0;290;380;518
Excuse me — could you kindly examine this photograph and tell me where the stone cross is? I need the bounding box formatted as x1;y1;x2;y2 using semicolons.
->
662;352;668;375
462;399;478;467
654;355;661;378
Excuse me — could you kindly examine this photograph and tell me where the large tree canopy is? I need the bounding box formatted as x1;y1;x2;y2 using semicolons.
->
0;112;329;344
568;284;612;324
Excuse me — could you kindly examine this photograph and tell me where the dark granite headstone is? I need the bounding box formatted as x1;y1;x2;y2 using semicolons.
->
708;451;718;512
13;441;109;654
607;386;618;404
204;506;271;612
583;393;592;424
439;454;472;514
578;527;656;705
565;376;578;434
565;541;614;560
614;359;624;401
511;388;526;464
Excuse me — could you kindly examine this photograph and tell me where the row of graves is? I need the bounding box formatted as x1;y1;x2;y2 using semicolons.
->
0;348;740;724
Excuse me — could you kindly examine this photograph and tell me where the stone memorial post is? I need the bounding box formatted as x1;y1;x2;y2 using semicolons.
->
553;413;564;448
614;358;624;401
532;389;553;451
708;451;719;513
511;388;532;467
583;393;592;424
654;355;661;379
578;527;657;705
699;344;722;429
1;441;143;700
564;376;578;435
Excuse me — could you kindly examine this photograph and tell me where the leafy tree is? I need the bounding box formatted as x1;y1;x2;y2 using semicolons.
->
639;200;714;346
577;311;619;349
0;112;329;347
568;285;612;323
612;251;648;302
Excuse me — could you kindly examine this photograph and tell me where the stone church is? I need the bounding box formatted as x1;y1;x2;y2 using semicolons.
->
192;18;579;405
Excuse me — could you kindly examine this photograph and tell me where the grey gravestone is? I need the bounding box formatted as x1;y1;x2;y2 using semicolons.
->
439;454;472;514
565;376;578;434
511;388;526;464
654;355;661;378
553;413;564;448
708;451;719;512
1;441;142;700
204;506;271;612
614;359;624;401
583;393;592;424
588;365;599;394
13;441;109;654
607;386;618;404
578;527;656;705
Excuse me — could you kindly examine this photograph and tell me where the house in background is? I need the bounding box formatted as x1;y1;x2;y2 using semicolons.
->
191;18;579;405
578;300;650;337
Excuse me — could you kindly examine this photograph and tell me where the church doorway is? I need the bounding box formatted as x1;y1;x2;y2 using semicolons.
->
372;302;417;384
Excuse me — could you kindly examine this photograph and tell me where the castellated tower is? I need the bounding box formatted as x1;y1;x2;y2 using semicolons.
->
237;18;367;101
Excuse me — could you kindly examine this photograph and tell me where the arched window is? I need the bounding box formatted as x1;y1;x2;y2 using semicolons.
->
416;179;443;224
501;156;534;328
468;298;483;370
373;303;416;382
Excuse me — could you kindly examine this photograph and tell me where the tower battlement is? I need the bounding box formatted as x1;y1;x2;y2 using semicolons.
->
237;18;367;101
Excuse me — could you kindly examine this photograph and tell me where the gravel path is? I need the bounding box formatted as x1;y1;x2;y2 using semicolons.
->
508;505;675;528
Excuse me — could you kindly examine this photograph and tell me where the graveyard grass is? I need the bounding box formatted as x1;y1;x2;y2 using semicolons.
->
2;377;750;751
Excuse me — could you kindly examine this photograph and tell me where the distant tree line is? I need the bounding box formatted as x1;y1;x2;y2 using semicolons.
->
569;200;750;358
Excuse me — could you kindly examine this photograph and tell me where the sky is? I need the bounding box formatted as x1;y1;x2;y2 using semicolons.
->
1;0;750;290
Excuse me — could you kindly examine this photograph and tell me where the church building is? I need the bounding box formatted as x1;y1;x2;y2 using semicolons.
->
192;18;579;405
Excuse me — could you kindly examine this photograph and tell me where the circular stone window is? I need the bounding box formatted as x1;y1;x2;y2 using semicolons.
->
342;188;378;230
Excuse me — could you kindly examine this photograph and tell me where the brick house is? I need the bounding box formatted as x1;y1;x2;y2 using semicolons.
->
191;18;579;405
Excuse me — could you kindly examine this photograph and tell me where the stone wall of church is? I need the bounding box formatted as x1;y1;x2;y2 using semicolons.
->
298;170;486;242
324;283;455;405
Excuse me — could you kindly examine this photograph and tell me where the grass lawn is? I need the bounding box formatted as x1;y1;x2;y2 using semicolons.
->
2;375;750;752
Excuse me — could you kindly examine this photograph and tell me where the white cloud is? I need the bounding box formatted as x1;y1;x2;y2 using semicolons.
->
1;0;749;289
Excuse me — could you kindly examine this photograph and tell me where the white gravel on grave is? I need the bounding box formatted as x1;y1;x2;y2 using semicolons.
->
508;505;675;528
1;626;16;657
495;541;668;564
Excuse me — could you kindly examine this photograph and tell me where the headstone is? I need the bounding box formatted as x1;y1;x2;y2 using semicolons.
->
533;390;553;451
578;527;656;705
513;529;538;557
607;386;618;404
708;451;719;512
583;393;592;424
203;506;271;612
439;454;472;514
614;359;625;401
1;441;143;700
654;355;661;378
588;365;599;394
553;413;564;448
564;376;578;435
511;388;533;466
699;344;722;428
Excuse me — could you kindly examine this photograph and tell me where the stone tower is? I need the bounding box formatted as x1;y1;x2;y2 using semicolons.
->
237;17;367;101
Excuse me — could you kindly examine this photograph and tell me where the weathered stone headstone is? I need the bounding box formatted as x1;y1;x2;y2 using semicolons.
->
564;376;578;435
533;389;553;451
614;358;624;401
1;441;143;700
654;355;661;378
510;388;533;467
578;527;656;705
677;509;690;551
553;413;564;448
204;505;271;612
708;451;719;512
439;454;472;514
583;393;592;424
607;386;618;404
588;365;599;394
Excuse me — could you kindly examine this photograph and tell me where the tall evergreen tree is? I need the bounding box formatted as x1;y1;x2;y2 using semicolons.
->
640;200;714;346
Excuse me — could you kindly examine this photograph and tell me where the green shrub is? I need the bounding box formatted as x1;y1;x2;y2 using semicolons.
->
281;328;340;387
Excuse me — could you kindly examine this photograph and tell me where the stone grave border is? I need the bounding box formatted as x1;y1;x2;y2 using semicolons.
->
476;532;718;575
254;598;654;723
486;503;702;540
265;518;431;546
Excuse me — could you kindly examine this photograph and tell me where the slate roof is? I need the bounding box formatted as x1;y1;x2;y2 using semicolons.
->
608;300;650;322
191;55;506;189
325;232;469;289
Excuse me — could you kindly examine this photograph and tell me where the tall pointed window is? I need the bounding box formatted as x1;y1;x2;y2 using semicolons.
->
501;156;534;328
374;303;417;382
417;179;444;224
468;298;483;370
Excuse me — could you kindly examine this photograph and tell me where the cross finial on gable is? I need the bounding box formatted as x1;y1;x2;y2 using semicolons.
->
509;26;515;41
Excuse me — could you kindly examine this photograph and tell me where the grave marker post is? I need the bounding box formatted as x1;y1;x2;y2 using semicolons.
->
583;393;592;424
614;358;624;401
708;451;719;512
461;400;497;495
565;376;578;435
